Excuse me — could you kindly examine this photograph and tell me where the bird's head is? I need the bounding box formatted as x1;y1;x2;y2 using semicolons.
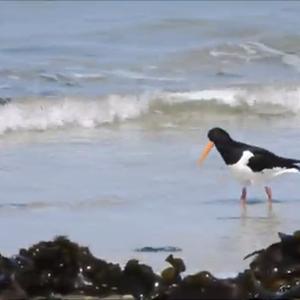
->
208;127;231;144
197;127;232;165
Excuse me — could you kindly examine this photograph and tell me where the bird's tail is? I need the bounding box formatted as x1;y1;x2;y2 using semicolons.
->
292;165;300;172
286;158;300;165
283;158;300;172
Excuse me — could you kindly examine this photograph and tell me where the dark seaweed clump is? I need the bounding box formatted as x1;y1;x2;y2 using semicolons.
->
1;231;300;299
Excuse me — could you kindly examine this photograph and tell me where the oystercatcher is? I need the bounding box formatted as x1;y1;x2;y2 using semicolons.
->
198;127;300;203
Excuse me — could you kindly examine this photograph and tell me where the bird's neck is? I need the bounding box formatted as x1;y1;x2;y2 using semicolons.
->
215;140;241;165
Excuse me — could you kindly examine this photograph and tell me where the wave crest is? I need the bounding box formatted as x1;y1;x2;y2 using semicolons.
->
0;85;300;134
0;95;149;134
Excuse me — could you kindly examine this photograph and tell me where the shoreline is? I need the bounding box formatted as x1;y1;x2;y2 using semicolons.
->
1;231;300;300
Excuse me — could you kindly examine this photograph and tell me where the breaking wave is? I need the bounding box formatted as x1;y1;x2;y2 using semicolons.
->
1;84;300;134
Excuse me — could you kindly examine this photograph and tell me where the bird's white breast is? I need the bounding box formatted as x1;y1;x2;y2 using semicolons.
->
227;150;298;186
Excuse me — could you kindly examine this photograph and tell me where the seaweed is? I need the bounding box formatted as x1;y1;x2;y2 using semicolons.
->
1;231;300;299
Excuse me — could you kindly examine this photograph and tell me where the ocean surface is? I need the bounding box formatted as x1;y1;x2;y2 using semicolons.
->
1;1;300;275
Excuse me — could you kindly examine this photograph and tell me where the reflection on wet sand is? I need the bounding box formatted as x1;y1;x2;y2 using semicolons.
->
207;199;282;275
0;196;127;214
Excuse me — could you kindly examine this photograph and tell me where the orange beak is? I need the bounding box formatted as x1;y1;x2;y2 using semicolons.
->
197;141;214;166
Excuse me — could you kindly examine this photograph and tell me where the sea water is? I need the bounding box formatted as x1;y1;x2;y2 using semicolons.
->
1;1;300;274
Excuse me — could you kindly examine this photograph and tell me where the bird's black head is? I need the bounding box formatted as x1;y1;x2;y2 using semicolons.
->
197;127;233;165
207;127;232;144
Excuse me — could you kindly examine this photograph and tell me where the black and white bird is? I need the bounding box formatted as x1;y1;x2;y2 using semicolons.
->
198;127;300;203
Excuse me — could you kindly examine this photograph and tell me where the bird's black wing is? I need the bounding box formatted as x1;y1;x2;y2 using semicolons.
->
237;142;300;172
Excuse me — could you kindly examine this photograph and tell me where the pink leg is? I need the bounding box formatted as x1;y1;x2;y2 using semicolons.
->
264;186;272;202
240;187;247;204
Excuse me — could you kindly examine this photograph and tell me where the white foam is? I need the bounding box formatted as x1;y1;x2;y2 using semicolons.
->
164;85;300;113
110;69;183;82
70;73;105;80
1;85;300;135
165;89;242;105
210;50;249;61
210;41;300;72
0;95;149;134
247;41;300;72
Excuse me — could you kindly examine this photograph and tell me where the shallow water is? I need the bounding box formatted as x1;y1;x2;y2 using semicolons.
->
1;2;300;275
0;124;300;275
